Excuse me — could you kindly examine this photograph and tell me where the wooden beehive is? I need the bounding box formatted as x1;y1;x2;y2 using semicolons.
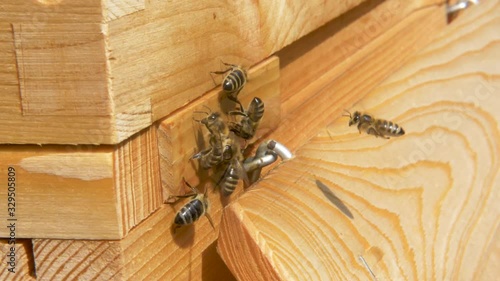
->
0;0;499;280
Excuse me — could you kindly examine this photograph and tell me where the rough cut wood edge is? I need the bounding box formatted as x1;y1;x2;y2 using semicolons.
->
0;0;367;144
157;56;280;199
114;125;163;237
0;239;36;281
218;1;500;280
0;126;162;239
32;205;235;281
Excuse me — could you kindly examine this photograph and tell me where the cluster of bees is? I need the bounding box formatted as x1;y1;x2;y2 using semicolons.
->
168;62;291;232
167;61;407;233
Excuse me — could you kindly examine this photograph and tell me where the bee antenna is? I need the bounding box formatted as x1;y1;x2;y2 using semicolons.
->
182;177;199;194
201;104;212;113
342;109;352;118
192;110;210;122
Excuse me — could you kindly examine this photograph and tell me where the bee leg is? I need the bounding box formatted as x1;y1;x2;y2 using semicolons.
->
357;123;363;134
220;60;238;68
210;68;232;86
226;90;244;111
367;127;389;139
205;213;216;230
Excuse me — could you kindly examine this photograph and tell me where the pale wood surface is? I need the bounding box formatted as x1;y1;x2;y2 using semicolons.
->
279;0;444;117
269;2;448;159
218;1;500;280
0;239;35;281
0;0;367;144
157;56;280;199
0;126;162;239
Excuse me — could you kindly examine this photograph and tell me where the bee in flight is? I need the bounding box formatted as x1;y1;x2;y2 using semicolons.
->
229;97;265;140
167;178;215;233
211;61;247;111
344;110;405;139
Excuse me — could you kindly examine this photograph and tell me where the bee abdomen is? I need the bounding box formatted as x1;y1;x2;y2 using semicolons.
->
378;120;405;136
222;167;239;196
223;68;246;93
248;97;265;122
174;199;205;225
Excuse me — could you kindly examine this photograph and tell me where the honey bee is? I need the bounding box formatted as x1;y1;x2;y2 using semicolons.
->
229;97;265;140
217;133;250;196
211;62;247;110
168;178;215;232
344;110;405;139
192;109;230;169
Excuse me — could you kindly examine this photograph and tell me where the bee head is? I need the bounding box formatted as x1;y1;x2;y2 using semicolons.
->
343;110;360;126
349;111;361;126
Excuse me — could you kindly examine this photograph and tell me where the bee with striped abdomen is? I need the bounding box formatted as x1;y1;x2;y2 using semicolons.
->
344;110;405;139
192;108;229;169
211;62;247;110
168;178;215;232
229;97;265;140
216;133;250;196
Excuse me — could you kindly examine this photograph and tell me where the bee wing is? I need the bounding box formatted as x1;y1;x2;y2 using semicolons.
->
232;157;250;187
192;148;211;159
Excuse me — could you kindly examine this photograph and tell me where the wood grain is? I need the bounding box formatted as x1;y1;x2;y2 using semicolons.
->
218;1;500;280
279;0;444;117
0;126;162;239
262;2;448;163
32;205;235;281
0;239;36;281
0;0;367;144
157;56;280;199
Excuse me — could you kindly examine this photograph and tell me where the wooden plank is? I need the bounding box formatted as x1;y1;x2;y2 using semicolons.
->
157;56;280;198
0;239;36;280
0;0;368;144
218;1;500;280
32;206;235;281
0;126;162;239
107;0;368;122
279;0;444;117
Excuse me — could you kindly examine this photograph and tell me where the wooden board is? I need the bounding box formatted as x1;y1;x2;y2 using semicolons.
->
32;205;235;281
218;1;500;280
279;0;444;117
0;126;162;239
0;239;35;281
0;0;367;144
157;56;280;198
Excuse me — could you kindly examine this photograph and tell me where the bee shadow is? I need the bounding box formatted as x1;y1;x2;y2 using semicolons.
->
171;223;196;248
218;91;240;114
315;179;354;219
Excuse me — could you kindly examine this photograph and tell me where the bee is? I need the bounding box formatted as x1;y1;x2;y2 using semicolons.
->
168;178;215;232
211;62;247;110
217;134;250;196
192;108;230;169
229;97;265;140
344;110;405;139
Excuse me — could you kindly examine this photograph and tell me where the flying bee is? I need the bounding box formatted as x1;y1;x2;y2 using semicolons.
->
344;110;405;139
168;178;215;233
229;97;265;140
211;62;247;111
192;108;230;169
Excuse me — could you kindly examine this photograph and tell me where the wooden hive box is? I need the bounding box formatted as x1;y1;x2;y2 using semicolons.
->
1;0;499;280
